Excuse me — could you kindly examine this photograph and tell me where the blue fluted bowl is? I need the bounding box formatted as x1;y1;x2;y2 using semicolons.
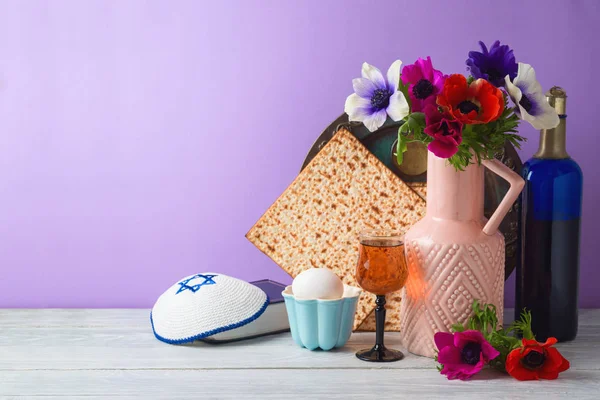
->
282;285;361;351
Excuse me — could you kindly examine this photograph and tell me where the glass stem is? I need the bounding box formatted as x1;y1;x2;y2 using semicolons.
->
375;295;386;349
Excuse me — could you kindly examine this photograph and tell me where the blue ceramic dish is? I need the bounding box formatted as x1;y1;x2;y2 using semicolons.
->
282;285;361;351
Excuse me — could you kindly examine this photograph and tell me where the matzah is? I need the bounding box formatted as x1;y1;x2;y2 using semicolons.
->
246;129;426;330
408;182;427;200
358;182;426;331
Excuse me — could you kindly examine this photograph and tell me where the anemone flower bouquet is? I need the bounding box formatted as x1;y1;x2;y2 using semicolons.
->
344;41;560;170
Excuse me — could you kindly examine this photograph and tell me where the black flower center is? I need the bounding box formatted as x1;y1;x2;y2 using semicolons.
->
486;68;503;83
371;89;392;110
440;121;451;136
519;94;533;113
412;79;434;100
461;342;482;365
457;100;480;115
522;350;546;370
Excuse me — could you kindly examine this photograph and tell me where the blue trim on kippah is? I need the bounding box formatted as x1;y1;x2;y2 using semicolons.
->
150;295;270;345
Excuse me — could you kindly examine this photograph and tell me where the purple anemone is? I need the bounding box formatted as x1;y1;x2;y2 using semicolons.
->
466;41;518;87
435;330;500;381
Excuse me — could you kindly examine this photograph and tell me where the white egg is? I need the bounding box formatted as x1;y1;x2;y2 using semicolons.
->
292;268;344;300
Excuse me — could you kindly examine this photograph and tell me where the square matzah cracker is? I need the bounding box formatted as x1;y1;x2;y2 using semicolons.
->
246;129;426;330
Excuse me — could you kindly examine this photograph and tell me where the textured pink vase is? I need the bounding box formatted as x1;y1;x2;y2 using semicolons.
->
400;152;524;358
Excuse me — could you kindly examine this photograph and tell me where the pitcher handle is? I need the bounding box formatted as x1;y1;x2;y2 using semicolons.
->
482;159;525;236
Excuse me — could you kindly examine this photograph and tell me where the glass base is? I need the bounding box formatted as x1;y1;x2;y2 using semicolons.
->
355;344;404;362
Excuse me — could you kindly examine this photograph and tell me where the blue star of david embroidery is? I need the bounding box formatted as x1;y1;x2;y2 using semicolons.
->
176;274;217;294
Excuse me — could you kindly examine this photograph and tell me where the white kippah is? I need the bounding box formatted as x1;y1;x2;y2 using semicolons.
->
151;273;269;344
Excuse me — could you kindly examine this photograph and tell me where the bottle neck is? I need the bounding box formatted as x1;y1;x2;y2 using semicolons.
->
534;117;569;159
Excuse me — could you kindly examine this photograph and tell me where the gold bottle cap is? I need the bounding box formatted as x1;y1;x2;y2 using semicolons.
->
546;86;567;116
536;86;568;159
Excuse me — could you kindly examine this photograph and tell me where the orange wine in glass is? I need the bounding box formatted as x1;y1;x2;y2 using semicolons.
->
355;229;408;362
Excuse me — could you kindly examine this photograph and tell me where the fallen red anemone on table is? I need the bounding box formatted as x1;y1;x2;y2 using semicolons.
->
505;337;570;381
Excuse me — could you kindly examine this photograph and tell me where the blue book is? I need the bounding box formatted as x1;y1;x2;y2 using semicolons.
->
201;280;290;343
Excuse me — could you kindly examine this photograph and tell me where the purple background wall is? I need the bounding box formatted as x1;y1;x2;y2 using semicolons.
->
0;0;598;308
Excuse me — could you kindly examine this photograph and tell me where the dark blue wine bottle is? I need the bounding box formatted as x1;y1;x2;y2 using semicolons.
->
516;87;583;342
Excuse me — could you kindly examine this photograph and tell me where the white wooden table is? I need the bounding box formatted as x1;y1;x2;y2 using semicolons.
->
1;309;598;399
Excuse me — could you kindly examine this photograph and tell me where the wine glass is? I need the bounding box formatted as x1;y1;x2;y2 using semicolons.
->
355;229;409;362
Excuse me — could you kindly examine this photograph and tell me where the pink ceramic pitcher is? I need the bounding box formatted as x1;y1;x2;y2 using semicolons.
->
400;152;524;358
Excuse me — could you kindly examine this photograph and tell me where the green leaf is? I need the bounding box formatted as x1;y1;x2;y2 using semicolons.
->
399;120;410;135
409;112;426;126
396;128;407;165
396;113;430;166
447;109;526;170
398;79;412;110
509;308;535;340
455;299;537;373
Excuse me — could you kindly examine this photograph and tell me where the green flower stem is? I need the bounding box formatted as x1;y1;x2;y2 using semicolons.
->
396;112;430;166
449;300;535;373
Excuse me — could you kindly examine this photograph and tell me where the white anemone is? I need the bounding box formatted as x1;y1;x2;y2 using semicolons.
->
505;63;559;130
344;60;410;132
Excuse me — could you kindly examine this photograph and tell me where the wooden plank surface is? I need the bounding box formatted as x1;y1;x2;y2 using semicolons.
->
1;309;598;399
2;369;600;399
